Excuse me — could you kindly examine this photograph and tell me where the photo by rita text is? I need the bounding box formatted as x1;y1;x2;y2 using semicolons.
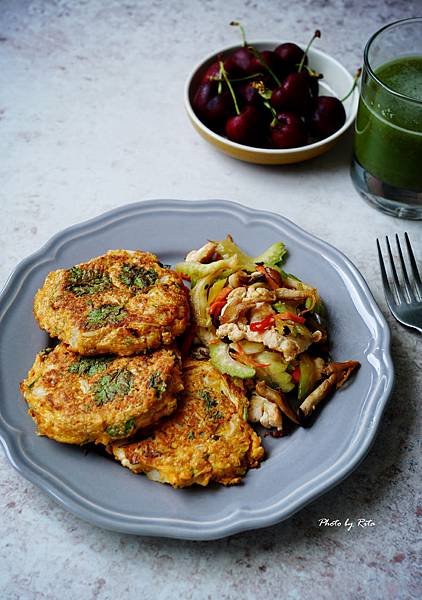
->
318;518;375;531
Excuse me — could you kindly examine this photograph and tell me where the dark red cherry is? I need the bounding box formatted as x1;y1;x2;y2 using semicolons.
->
192;82;215;115
271;72;312;113
237;81;261;106
224;47;255;76
225;105;263;145
201;61;221;83
309;96;346;139
257;50;287;81
275;42;307;72
270;112;308;148
204;92;233;126
192;83;232;130
307;72;320;97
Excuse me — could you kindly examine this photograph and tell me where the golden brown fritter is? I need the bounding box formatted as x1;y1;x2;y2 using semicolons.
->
111;359;264;487
33;250;190;356
20;343;183;446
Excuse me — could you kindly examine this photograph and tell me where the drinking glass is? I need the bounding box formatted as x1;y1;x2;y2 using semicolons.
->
351;18;422;219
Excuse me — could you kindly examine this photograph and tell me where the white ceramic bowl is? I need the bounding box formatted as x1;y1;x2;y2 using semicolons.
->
185;42;359;164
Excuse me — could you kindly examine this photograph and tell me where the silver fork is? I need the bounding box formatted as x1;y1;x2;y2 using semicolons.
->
377;233;422;334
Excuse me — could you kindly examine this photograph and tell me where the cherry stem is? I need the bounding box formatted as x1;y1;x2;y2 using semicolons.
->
298;29;321;72
249;45;281;86
219;60;240;115
341;68;362;102
253;82;277;122
303;64;323;79
229;72;265;82
230;21;247;46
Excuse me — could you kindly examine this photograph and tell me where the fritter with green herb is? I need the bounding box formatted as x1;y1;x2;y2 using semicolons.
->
111;359;264;487
20;343;183;445
33;250;190;356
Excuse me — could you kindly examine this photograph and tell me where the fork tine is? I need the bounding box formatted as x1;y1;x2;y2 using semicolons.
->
377;238;396;307
404;232;422;299
395;234;416;302
385;235;404;304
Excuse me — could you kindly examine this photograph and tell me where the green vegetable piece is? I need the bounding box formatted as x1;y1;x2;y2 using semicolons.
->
120;264;158;290
106;418;136;438
86;305;127;328
209;341;255;379
198;390;224;420
255;351;295;393
190;273;214;328
298;354;317;401
66;266;112;296
91;368;134;405
214;238;256;272
175;256;238;287
207;278;228;305
147;371;167;398
68;356;114;376
187;430;195;440
273;301;288;313
254;242;287;267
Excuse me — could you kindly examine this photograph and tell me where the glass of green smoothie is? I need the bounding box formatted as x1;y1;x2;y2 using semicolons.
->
351;17;422;219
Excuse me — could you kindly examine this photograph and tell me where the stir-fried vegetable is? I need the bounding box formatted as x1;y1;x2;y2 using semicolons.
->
180;235;360;431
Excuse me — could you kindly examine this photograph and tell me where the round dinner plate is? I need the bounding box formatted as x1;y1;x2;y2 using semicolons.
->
0;199;393;540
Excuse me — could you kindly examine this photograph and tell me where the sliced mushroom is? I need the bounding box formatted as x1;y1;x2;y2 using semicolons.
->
255;381;301;425
275;288;314;301
299;360;360;418
256;265;283;290
220;299;257;324
185;241;217;263
228;270;265;288
299;374;337;418
323;360;360;389
312;330;323;343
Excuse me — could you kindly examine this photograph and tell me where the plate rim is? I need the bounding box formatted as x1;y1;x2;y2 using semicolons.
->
0;199;394;540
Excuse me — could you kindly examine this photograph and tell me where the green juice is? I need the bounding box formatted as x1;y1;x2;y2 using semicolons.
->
354;56;422;190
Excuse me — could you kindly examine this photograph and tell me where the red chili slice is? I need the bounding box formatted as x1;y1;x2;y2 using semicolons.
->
292;366;301;384
249;315;275;332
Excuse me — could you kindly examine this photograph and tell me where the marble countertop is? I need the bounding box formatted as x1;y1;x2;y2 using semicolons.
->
1;1;420;598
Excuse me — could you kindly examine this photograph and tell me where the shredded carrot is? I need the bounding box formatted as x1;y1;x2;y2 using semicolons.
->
275;312;305;324
234;344;270;368
208;287;232;317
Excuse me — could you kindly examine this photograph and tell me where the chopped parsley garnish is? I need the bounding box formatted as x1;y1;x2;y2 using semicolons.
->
147;371;167;398
119;264;158;290
106;418;136;438
66;266;112;296
91;368;134;405
187;431;195;440
198;390;224;420
68;356;113;377
27;375;41;389
39;347;54;358
198;390;217;410
86;305;127;328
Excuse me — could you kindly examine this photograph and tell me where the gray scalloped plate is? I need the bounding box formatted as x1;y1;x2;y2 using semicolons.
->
0;200;393;540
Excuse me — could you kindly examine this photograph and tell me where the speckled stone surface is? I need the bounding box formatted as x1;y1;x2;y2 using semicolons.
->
1;1;421;598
